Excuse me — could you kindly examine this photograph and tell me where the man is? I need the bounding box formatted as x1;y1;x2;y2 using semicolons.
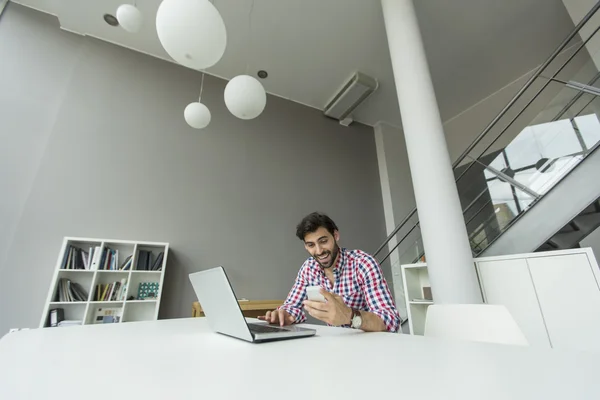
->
259;212;401;332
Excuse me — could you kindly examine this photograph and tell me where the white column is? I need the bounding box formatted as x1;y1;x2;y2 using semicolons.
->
380;0;482;304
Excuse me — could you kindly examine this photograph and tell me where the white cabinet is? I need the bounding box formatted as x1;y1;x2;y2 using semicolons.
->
402;249;600;352
477;258;551;348
527;253;600;351
477;248;600;352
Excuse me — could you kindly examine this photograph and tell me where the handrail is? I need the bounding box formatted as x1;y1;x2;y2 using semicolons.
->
373;1;600;261
451;0;600;171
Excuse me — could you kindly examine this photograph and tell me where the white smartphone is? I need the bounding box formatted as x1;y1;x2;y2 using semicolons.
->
306;285;327;303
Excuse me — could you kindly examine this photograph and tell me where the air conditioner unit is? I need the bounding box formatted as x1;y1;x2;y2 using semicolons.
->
323;72;378;126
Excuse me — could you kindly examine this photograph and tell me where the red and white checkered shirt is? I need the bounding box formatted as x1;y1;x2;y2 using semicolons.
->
279;248;401;332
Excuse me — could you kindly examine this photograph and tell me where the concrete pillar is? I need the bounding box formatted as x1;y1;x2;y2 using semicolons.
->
380;0;482;304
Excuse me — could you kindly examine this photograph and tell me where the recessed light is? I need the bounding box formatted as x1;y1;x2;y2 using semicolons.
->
257;70;268;79
104;14;119;27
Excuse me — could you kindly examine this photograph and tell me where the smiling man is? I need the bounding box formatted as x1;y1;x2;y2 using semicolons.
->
258;212;401;332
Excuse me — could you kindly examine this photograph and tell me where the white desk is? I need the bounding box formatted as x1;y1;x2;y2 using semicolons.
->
0;318;598;399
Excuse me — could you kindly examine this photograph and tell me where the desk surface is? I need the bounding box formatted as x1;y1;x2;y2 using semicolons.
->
0;318;598;399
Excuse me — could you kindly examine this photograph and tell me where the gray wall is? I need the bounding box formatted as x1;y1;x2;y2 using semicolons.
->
0;5;386;334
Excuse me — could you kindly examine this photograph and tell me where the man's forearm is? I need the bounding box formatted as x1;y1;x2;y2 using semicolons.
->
358;310;387;332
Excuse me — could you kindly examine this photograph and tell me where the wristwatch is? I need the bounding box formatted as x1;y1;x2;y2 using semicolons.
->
350;308;362;329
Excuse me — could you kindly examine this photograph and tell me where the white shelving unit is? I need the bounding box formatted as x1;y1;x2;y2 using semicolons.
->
400;263;433;335
39;237;169;328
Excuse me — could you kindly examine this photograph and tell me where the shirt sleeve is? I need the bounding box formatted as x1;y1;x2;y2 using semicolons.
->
357;253;401;333
278;261;310;324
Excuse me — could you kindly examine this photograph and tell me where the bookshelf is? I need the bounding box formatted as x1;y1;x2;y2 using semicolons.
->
40;237;169;328
400;263;433;335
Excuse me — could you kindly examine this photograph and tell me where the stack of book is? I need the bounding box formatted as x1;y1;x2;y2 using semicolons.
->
136;251;164;271
57;278;89;302
91;247;134;271
92;307;123;324
94;278;128;301
57;320;82;327
61;246;97;270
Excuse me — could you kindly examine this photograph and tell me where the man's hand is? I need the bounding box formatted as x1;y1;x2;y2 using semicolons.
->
303;289;352;326
257;308;295;326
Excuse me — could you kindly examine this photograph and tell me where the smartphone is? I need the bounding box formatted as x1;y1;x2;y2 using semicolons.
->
306;285;327;302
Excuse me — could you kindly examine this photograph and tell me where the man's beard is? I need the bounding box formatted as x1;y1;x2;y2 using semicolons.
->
315;242;340;269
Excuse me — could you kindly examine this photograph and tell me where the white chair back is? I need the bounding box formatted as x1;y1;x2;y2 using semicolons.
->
424;304;529;346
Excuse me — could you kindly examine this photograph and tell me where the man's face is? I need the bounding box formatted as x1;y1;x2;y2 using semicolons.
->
303;227;340;269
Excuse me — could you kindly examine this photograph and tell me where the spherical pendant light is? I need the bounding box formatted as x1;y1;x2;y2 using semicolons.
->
116;4;143;33
184;102;211;129
224;75;267;120
156;0;227;69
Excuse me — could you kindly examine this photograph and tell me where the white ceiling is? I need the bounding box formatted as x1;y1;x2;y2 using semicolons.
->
12;0;576;127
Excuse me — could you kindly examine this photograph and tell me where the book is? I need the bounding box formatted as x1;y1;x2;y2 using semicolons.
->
58;278;89;302
57;320;81;327
119;254;133;270
50;308;64;327
66;247;73;269
90;246;102;270
60;245;70;270
136;251;148;271
103;249;111;270
86;246;93;269
119;280;128;301
93;307;123;324
71;282;89;301
76;248;84;270
151;252;164;271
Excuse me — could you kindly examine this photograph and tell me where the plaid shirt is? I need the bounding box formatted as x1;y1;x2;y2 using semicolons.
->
279;248;401;332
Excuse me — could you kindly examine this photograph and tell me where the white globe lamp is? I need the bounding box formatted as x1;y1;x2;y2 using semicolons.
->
184;102;211;129
224;75;267;120
156;0;227;69
116;4;143;33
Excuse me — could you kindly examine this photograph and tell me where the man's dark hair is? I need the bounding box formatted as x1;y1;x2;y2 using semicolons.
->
295;212;339;241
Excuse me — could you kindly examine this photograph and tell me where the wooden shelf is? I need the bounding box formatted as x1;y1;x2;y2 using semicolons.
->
409;300;434;305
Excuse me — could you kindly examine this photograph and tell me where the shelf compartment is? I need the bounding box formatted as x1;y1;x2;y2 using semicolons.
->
52;272;95;302
123;301;158;322
96;242;136;271
127;271;161;300
44;303;86;328
58;239;103;271
133;244;166;272
91;273;129;302
85;304;124;325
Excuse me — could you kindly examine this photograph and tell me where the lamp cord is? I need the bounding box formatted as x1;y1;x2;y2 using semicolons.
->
199;73;205;102
246;0;255;75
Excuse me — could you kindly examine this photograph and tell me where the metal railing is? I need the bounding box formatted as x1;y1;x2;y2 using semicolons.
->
374;1;600;263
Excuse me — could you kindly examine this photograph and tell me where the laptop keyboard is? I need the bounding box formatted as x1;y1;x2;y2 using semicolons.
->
248;324;287;334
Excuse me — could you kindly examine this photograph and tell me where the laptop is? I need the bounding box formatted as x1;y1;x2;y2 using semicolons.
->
189;267;316;343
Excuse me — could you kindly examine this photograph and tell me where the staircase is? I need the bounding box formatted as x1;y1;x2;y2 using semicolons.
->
540;199;600;250
374;1;600;270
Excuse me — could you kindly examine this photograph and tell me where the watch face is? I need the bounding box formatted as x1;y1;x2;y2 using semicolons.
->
352;315;362;328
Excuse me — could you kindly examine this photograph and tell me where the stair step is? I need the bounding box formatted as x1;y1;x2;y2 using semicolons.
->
573;213;600;231
550;230;586;249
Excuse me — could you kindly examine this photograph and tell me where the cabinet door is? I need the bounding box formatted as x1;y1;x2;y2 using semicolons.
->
528;254;600;352
477;259;551;348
